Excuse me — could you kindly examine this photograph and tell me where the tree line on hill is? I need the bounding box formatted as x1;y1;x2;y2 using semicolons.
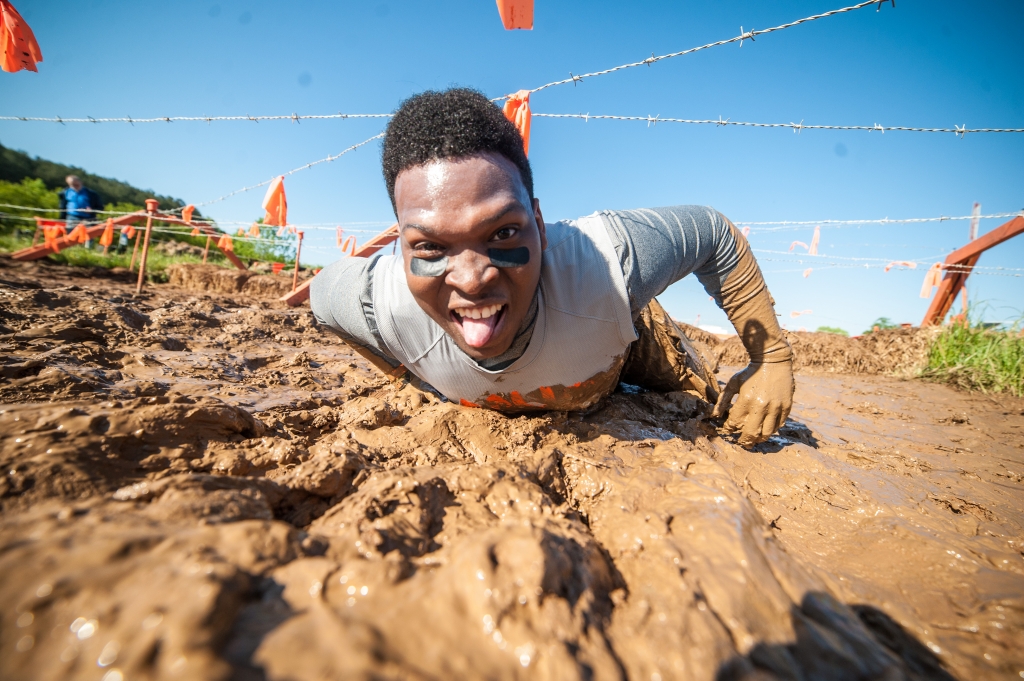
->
0;141;185;211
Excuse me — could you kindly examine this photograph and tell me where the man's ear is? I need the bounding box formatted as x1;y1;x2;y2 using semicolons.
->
533;198;547;251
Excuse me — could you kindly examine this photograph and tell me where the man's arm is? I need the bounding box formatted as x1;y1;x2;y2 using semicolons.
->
309;255;404;375
600;205;793;446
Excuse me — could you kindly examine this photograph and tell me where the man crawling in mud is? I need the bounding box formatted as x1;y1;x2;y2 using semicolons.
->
311;88;794;447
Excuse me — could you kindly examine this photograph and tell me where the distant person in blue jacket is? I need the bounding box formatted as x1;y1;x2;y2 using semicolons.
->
58;175;103;249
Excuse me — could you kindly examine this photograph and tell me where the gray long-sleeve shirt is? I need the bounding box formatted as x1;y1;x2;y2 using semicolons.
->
311;205;739;370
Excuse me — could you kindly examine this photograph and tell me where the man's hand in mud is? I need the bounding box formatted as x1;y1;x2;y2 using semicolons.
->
711;361;795;448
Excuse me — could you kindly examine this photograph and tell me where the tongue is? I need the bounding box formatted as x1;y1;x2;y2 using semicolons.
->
460;314;498;348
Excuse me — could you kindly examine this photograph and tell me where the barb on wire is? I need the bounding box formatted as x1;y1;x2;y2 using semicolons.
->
499;0;888;99
531;113;1024;135
196;132;385;207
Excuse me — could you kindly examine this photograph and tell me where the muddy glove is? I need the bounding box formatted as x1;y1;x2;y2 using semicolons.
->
710;223;795;447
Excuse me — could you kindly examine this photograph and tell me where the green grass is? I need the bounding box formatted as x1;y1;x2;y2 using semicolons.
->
921;320;1024;396
0;227;237;282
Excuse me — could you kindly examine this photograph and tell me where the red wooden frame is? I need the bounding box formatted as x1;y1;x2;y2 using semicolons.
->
922;215;1024;326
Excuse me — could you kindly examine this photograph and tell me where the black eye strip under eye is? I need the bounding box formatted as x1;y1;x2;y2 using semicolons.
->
409;257;448;277
487;247;530;267
409;247;530;278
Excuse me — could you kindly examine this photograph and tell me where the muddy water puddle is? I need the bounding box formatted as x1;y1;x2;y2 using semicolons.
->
1;259;1022;680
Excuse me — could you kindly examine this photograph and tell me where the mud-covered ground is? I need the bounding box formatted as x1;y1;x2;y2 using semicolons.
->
1;258;1022;681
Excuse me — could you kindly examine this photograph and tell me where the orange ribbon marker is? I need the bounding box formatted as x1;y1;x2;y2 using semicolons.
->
190;227;201;237
496;0;533;30
884;261;917;272
182;204;195;224
68;223;89;244
247;222;261;238
122;224;136;240
808;225;820;255
802;268;813;278
217;234;234;252
0;0;43;73
920;263;943;298
43;224;65;252
262;176;287;227
502;90;532;156
235;228;246;237
99;218;114;249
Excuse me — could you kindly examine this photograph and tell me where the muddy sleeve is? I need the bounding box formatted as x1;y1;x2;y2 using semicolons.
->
598;205;741;315
309;255;403;369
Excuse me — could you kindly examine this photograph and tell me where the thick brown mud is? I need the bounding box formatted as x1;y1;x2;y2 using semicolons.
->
1;258;1022;681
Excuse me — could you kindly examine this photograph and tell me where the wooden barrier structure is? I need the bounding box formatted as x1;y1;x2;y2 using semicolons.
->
921;214;1024;326
11;204;249;272
280;223;399;306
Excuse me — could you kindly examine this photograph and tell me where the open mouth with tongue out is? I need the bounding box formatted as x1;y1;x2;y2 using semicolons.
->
451;303;506;349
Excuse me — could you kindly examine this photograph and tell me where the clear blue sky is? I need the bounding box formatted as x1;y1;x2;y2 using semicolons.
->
2;0;1021;333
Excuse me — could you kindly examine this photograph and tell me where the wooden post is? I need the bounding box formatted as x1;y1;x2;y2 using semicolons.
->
135;199;160;294
292;230;304;292
202;235;211;264
129;230;142;271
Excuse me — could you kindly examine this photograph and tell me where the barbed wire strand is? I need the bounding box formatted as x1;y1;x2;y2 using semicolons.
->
532;113;1024;136
194;132;385;207
6;109;1023;137
0;113;392;124
1;1;893;123
501;0;891;99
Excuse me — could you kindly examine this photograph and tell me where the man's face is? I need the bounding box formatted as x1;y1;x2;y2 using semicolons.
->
66;176;82;191
394;152;546;360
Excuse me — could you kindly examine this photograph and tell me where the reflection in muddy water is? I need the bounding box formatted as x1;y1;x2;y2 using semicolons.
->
1;260;1022;680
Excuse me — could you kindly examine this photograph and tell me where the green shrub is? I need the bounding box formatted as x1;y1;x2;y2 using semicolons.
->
862;317;899;334
815;326;849;336
921;320;1024;396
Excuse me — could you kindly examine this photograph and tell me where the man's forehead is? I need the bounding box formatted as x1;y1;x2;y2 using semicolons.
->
396;154;527;204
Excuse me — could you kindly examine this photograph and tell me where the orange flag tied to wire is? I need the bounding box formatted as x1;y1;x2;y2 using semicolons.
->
262;176;287;227
217;234;234;252
808;225;820;255
503;90;532;156
0;1;42;73
920;263;943;298
247;222;261;238
68;223;89;244
182;204;195;224
190;227;201;236
884;261;917;272
99;219;114;248
122;224;136;240
496;0;533;29
43;224;65;252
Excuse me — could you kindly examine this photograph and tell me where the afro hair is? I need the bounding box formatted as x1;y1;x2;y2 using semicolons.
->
381;88;534;214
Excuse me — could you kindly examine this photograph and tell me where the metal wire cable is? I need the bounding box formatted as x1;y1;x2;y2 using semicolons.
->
738;212;1024;230
532;113;1024;136
195;132;386;207
501;0;891;99
0;113;392;124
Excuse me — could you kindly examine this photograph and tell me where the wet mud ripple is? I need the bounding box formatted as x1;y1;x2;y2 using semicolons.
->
1;260;1022;680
